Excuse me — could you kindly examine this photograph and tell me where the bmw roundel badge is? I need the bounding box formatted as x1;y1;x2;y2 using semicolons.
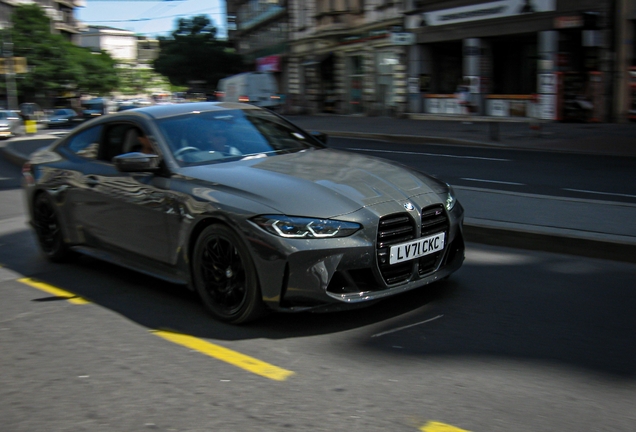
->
404;202;415;211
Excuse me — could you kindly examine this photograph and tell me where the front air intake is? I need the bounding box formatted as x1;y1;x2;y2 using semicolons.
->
376;213;415;284
418;204;449;275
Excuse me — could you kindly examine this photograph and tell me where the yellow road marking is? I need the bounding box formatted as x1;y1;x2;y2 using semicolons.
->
420;421;471;432
152;329;295;381
15;278;291;380
18;278;90;305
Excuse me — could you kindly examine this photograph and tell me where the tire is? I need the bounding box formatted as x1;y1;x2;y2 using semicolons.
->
192;224;264;324
32;193;72;262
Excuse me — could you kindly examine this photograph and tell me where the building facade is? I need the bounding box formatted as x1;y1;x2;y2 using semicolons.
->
287;0;409;115
226;0;289;105
405;0;617;122
0;0;85;42
78;25;138;61
228;0;634;122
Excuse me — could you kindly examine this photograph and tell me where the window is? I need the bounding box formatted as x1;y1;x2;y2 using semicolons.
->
100;124;153;161
157;109;319;166
298;3;308;28
65;125;103;160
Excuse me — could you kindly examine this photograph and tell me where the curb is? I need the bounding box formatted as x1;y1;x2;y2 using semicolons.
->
463;222;636;264
322;130;498;148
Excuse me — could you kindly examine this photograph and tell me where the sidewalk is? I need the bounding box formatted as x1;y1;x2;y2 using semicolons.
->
2;116;636;263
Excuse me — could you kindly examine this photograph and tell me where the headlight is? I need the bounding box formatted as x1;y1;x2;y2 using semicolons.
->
253;215;361;238
445;184;456;211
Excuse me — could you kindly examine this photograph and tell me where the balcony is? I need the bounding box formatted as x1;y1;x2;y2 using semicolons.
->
315;8;364;33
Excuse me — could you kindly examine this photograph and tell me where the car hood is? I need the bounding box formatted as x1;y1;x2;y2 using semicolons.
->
180;148;446;218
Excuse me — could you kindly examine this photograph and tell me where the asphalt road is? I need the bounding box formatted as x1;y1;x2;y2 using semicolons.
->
1;140;636;431
327;137;636;205
0;147;22;191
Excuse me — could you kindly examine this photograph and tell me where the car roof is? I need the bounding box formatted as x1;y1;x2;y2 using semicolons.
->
111;101;260;120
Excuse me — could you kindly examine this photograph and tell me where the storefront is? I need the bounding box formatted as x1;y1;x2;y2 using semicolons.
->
405;0;612;121
347;54;364;114
288;22;410;116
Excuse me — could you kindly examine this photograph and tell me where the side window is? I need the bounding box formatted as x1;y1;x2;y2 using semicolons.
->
102;124;130;162
65;125;103;160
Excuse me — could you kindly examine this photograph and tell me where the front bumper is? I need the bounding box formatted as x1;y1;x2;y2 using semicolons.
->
248;199;465;312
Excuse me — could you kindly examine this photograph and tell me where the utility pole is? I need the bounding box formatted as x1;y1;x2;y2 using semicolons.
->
1;22;18;111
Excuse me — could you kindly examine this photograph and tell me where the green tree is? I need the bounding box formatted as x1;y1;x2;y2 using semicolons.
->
153;15;244;93
7;4;118;101
116;62;171;96
69;44;119;95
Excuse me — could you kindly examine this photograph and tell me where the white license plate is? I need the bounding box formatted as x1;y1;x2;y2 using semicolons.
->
389;232;445;265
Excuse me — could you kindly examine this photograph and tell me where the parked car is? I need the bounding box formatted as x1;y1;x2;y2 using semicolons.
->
0;110;23;138
81;97;114;119
22;102;464;323
45;108;81;129
19;102;46;124
116;103;140;112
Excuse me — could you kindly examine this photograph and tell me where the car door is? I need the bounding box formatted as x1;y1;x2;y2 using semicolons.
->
68;121;175;264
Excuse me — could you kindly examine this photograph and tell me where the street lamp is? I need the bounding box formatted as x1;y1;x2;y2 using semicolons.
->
0;21;18;111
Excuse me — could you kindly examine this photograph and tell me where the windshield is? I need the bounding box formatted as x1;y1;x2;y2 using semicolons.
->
157;108;323;166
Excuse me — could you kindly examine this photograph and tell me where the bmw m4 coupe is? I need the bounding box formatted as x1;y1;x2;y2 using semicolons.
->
23;102;464;323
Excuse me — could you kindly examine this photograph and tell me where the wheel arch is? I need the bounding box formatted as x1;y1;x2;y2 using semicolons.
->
188;218;266;323
186;216;262;291
31;188;71;236
186;217;225;271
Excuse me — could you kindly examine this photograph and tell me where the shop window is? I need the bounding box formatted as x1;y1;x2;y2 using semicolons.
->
430;41;462;94
349;56;364;113
491;35;537;94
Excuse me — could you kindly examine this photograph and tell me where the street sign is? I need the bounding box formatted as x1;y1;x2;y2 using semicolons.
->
390;33;415;45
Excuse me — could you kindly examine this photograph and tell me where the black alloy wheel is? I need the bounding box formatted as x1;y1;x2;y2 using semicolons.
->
32;193;72;262
193;224;263;324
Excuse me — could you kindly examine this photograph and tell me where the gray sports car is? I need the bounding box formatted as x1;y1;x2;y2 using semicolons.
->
23;102;464;323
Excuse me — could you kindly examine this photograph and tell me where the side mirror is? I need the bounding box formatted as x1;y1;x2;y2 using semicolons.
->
310;131;328;145
113;152;160;172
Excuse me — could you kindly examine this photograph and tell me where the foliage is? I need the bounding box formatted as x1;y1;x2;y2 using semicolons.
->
68;45;119;95
153;15;244;93
8;4;118;99
116;63;171;96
